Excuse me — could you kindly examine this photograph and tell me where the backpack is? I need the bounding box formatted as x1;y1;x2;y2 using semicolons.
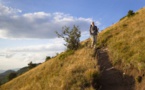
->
90;25;98;35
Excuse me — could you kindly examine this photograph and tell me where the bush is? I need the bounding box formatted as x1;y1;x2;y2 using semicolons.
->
28;61;37;69
56;25;81;50
120;10;135;20
8;72;17;81
127;10;135;17
45;56;51;62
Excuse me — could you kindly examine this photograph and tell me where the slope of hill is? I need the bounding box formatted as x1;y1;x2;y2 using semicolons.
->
98;7;145;72
97;7;145;89
0;41;99;90
1;7;145;90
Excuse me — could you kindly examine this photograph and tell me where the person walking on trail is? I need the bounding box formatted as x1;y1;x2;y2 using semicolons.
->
90;21;99;48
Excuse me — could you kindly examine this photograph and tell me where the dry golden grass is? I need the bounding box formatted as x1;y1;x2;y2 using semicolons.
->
97;7;145;72
0;40;99;90
1;7;145;90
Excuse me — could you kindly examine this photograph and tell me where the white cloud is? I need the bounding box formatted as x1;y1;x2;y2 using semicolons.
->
0;3;101;70
7;43;64;52
0;3;21;15
0;38;65;70
0;4;101;39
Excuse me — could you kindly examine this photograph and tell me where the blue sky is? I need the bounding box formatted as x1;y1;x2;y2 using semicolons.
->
4;0;145;27
0;0;145;71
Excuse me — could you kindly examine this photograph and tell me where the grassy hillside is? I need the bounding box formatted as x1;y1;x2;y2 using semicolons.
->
0;40;99;90
1;7;145;90
98;7;145;73
96;7;145;90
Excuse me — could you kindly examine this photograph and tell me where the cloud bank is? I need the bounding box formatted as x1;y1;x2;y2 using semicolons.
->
0;38;65;70
0;4;101;39
0;3;101;70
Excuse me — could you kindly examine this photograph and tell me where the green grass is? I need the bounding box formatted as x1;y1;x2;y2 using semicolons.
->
1;6;145;90
58;50;75;60
97;7;145;72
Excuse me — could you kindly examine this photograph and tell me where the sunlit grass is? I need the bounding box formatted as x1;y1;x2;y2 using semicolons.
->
98;7;145;72
0;40;99;90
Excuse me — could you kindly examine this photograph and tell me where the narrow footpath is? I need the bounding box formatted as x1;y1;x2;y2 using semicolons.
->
96;48;135;90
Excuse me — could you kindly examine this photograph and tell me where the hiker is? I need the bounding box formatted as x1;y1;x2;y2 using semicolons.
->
89;21;98;48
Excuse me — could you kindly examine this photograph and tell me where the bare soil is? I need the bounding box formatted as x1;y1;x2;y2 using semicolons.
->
95;48;135;90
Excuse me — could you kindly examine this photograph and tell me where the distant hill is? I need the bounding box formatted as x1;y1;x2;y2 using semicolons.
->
16;67;29;76
0;63;40;86
0;70;5;74
1;7;145;90
0;70;15;85
0;70;15;76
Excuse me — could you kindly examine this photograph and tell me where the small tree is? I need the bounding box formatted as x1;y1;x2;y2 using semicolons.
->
127;10;135;17
45;56;51;62
28;61;37;69
56;25;81;50
8;72;17;81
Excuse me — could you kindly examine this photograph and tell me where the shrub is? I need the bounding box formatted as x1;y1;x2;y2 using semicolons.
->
28;61;38;69
8;72;17;81
45;56;51;62
120;10;135;20
56;25;81;50
127;10;135;17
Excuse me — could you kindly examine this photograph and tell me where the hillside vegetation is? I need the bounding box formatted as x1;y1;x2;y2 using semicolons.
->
97;7;145;89
98;7;145;73
0;40;99;90
1;7;145;90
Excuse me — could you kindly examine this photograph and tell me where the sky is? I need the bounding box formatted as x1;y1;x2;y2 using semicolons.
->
0;0;145;71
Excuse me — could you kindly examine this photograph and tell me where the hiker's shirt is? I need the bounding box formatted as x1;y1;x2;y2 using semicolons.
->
90;25;98;35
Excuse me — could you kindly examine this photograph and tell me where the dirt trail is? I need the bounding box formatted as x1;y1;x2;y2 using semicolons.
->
96;48;135;90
